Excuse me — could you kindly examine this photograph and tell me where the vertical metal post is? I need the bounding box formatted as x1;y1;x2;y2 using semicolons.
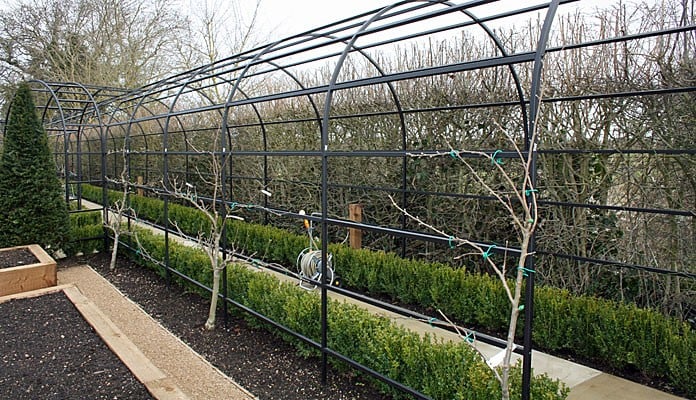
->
522;2;559;399
63;128;70;205
100;112;109;253
76;128;83;210
262;129;269;226
126;128;132;231
221;123;229;326
400;131;408;257
163;144;171;285
318;5;396;385
320;111;329;386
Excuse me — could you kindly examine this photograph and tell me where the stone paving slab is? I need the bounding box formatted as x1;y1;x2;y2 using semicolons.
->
249;258;686;400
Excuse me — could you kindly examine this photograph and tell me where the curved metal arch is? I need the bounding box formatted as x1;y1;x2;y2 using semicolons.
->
99;94;141;181
131;99;187;183
157;61;261;310
217;29;411;209
112;71;207;278
158;65;237;186
217;34;332;229
239;57;326;223
303;29;410;251
157;64;227;152
265;59;323;133
321;3;560;398
105;85;190;185
159;68;258;193
219;37;311;154
455;4;530;138
26;80;70;145
23;80;102;203
320;0;547;231
102;108;127;179
321;0;530;139
229;85;271;219
65;82;109;206
79;124;102;183
520;1;561;397
100;89;173;206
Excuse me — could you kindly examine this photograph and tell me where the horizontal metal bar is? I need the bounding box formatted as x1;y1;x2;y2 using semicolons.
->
324;348;432;400
536;250;696;280
118;237;436;399
539;148;696;155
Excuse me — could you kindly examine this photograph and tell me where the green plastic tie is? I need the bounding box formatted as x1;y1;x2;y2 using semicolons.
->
519;305;525;311
491;150;504;165
428;317;437;327
449;149;460;159
518;267;535;277
482;244;497;259
525;189;538;196
448;236;456;249
464;331;474;343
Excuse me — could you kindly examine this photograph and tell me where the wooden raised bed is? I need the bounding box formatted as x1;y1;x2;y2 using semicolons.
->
0;244;57;296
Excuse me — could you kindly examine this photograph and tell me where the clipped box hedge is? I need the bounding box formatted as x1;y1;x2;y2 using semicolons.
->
123;227;568;400
81;184;695;397
64;209;103;257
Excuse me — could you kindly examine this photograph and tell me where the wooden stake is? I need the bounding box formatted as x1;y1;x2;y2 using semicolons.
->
348;203;363;249
137;176;144;197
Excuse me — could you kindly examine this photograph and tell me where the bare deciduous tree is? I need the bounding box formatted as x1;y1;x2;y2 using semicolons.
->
0;0;187;88
104;145;137;270
164;136;234;330
391;125;538;400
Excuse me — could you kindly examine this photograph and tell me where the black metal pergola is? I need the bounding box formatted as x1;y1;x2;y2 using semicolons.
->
6;1;695;398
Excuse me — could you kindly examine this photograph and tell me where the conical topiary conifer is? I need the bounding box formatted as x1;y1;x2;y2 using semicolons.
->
0;82;68;251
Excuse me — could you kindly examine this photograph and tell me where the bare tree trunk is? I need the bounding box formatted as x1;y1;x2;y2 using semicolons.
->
110;231;120;270
205;265;221;330
501;233;531;400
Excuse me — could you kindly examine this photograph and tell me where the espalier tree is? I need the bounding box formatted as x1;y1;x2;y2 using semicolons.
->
0;82;68;251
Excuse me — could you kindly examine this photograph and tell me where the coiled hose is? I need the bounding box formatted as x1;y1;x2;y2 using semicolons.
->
296;248;334;290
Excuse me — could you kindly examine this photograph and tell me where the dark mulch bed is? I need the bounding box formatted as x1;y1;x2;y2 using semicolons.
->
60;253;391;400
0;291;153;399
0;248;38;269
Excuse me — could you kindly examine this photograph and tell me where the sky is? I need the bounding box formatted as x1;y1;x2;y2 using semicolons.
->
247;0;614;40
250;0;396;38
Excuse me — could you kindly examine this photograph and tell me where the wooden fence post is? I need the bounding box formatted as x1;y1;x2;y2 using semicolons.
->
136;176;144;197
348;203;363;249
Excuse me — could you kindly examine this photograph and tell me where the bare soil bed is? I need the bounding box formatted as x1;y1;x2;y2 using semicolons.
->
0;248;38;268
60;253;390;400
0;291;153;399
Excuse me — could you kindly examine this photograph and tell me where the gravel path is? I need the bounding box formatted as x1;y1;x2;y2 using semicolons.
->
59;253;389;400
57;264;255;400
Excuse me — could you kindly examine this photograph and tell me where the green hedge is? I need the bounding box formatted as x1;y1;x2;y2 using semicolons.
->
64;209;103;257
122;227;568;400
80;184;696;396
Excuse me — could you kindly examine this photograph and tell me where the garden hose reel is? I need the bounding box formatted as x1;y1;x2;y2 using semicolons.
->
296;210;339;290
